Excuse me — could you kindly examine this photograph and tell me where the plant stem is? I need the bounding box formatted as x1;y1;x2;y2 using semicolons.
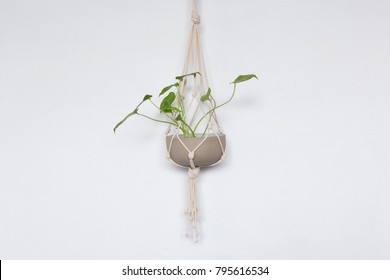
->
149;98;193;137
194;83;237;134
175;85;196;137
201;95;217;137
179;96;185;115
181;119;195;137
136;113;177;126
176;86;186;120
149;100;177;123
149;100;161;110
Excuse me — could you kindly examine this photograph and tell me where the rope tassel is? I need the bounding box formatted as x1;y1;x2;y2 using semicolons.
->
185;167;200;242
164;0;225;243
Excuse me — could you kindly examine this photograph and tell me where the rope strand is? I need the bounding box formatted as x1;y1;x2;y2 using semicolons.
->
185;167;200;242
166;0;226;243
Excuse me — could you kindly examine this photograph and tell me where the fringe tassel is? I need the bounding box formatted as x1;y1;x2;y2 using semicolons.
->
185;167;200;242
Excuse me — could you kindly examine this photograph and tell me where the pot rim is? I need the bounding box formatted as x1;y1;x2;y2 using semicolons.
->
167;133;226;139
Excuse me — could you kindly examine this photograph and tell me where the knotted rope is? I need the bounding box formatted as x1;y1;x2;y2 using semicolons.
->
185;167;200;242
191;10;200;24
165;0;226;243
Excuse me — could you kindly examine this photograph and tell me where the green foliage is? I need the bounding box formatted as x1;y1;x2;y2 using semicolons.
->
113;73;257;137
160;92;178;113
159;83;179;97
175;72;200;81
113;109;138;133
231;74;258;84
175;114;183;121
200;88;211;102
143;94;152;101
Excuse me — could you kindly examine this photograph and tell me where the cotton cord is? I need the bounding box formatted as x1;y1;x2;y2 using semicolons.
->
165;0;226;242
185;167;200;242
191;0;200;24
191;11;200;24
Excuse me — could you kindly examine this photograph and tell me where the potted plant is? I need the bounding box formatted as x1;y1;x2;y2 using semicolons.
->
113;72;257;167
113;72;257;241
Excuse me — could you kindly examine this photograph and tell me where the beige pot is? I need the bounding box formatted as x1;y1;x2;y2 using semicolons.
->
166;134;226;168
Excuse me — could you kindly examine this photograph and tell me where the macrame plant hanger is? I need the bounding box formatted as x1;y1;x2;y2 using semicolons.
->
165;0;226;242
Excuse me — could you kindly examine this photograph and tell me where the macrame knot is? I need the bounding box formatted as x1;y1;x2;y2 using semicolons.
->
188;167;200;179
188;151;195;160
191;10;200;24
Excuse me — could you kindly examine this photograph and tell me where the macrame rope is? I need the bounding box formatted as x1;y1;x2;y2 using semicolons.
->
185;166;200;242
166;0;226;242
191;0;200;23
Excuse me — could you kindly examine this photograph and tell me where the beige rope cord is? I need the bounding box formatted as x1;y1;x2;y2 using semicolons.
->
165;0;226;242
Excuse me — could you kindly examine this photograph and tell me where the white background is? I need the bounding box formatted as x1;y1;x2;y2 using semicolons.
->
0;0;389;259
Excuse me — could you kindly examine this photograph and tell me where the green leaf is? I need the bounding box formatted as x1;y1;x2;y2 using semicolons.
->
163;106;180;113
170;106;180;112
143;94;152;101
200;87;211;102
160;92;176;113
231;74;258;84
175;72;201;81
159;83;179;97
113;108;138;133
175;114;182;121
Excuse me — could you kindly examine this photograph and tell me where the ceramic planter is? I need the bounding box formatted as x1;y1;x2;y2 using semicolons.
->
166;134;226;167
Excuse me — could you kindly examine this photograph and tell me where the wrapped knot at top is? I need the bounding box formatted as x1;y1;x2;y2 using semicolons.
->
192;10;200;24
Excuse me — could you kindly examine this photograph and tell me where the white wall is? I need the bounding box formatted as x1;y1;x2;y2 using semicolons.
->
0;0;389;259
